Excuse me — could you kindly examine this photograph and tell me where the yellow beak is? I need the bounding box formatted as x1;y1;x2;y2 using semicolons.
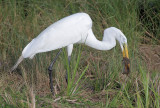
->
122;43;130;74
123;43;129;58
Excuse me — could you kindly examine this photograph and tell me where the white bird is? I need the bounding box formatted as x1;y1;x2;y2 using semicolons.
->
11;12;130;95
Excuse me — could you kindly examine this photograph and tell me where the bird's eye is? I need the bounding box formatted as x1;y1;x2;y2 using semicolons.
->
121;36;127;44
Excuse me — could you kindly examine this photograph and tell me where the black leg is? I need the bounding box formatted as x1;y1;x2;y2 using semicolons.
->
48;49;62;96
65;56;71;84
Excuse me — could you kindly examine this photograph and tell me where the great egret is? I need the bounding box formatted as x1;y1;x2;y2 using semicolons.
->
11;12;130;95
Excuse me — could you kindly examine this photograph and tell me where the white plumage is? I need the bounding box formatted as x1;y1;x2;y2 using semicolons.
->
22;13;92;59
11;12;129;71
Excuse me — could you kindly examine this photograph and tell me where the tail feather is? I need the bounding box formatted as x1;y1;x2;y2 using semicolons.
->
11;55;24;72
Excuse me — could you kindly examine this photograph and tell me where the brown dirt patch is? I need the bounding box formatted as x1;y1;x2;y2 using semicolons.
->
139;45;160;72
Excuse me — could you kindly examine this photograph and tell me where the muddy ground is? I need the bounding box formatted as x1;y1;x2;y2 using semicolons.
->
139;45;160;72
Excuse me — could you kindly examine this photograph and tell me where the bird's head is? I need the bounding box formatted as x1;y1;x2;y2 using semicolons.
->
103;27;130;74
119;33;130;74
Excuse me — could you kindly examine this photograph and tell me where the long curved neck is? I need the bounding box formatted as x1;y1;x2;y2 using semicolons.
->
85;29;116;51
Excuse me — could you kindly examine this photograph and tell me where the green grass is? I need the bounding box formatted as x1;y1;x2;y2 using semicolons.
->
0;0;160;107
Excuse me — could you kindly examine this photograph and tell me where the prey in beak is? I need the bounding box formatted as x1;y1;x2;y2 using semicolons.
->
122;43;130;74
